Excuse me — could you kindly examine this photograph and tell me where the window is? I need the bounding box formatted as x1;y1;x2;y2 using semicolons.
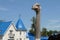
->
20;38;22;40
10;30;13;32
9;33;14;38
20;31;21;35
8;30;14;39
8;39;14;40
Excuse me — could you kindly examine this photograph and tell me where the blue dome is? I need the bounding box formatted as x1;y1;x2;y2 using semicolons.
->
16;18;27;31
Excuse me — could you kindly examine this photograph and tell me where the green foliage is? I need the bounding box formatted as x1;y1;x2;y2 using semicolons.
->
53;30;58;33
29;16;36;36
41;28;58;36
41;28;47;36
47;30;53;36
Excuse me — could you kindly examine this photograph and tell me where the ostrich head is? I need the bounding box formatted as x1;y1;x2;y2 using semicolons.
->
32;3;40;12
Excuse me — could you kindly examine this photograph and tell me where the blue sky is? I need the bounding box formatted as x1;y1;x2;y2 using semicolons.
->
0;0;60;31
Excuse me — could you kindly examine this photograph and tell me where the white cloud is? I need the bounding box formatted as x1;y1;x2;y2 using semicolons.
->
48;20;60;23
0;7;8;11
47;25;60;28
45;25;60;31
47;20;60;25
44;19;60;31
54;25;60;28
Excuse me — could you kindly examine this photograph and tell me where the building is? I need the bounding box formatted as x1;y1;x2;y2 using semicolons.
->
0;18;29;40
0;18;49;40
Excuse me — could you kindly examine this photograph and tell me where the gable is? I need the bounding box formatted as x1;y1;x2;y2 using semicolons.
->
16;18;27;31
3;24;16;40
4;23;16;35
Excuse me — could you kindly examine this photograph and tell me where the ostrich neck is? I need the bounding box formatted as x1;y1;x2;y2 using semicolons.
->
35;10;40;39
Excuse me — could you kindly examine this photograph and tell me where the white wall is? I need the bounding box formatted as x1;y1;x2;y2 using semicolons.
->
2;24;29;40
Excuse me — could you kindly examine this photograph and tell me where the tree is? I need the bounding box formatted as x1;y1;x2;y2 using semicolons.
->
41;28;58;36
29;16;36;36
53;30;58;34
47;30;58;36
41;28;47;36
47;30;53;36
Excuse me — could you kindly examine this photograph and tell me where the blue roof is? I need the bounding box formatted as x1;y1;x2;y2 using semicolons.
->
28;33;35;40
0;21;11;35
28;33;48;40
0;18;26;35
16;18;27;31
